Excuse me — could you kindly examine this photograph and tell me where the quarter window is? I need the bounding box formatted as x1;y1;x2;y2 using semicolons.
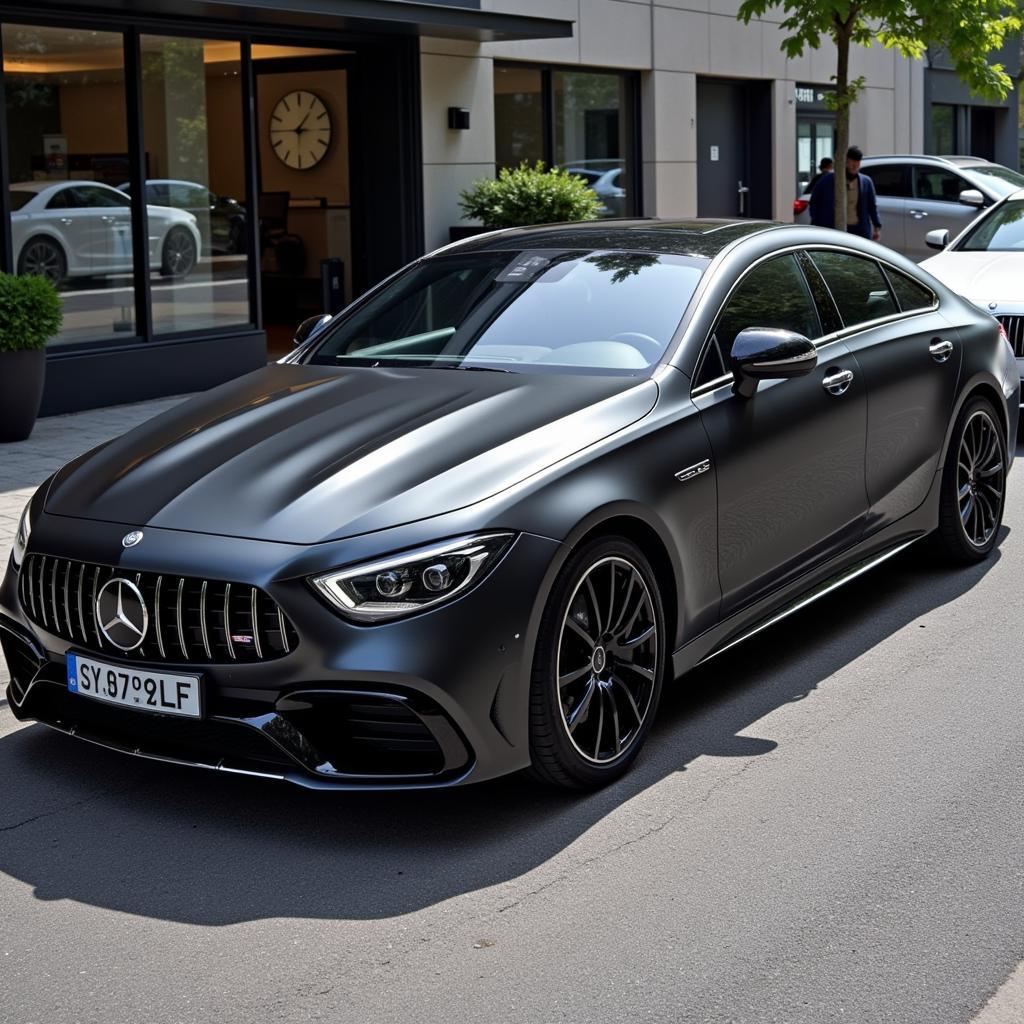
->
695;254;820;388
885;268;935;313
810;251;898;327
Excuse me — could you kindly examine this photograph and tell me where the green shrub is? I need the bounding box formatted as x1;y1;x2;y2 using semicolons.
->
0;272;63;353
459;161;603;229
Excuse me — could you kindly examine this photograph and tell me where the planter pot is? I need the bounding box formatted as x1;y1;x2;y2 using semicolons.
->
0;348;46;442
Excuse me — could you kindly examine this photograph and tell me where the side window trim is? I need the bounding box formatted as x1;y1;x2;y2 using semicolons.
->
796;250;842;335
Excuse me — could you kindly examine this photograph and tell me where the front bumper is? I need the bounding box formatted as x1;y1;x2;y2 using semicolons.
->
1;516;561;789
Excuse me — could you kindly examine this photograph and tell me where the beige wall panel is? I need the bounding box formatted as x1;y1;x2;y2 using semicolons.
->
647;160;697;217
643;70;697;163
708;13;763;77
420;53;495;166
482;0;580;64
579;0;652;68
655;0;710;13
653;7;710;73
423;161;495;250
772;78;796;219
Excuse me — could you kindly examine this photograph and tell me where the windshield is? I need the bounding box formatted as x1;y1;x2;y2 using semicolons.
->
963;165;1024;196
307;249;707;374
960;199;1024;252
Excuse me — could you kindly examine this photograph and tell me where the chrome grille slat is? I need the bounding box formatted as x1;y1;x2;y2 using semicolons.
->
224;583;235;661
998;314;1024;358
199;580;212;660
19;555;296;665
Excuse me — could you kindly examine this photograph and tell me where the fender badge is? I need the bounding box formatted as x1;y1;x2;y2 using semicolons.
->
675;459;711;483
122;530;144;548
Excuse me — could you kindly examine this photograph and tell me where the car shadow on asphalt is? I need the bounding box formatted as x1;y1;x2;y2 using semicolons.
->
0;528;1009;926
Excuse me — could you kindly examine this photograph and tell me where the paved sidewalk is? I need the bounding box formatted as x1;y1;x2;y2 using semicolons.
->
0;395;192;687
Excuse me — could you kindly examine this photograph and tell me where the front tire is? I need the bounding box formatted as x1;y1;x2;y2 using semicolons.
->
160;227;197;278
529;537;665;789
934;396;1007;563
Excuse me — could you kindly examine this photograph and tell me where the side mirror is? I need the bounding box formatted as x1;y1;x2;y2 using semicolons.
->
958;188;985;208
925;228;950;250
293;313;333;347
730;328;817;399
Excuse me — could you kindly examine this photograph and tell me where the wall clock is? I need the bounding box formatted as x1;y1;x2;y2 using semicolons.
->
269;90;332;171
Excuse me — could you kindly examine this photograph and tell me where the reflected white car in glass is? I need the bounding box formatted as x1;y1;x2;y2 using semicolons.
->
921;187;1024;409
9;181;202;289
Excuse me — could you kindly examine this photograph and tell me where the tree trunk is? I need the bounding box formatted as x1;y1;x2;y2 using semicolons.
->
833;21;852;233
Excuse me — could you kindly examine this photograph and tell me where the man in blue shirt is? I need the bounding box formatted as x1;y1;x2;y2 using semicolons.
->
809;145;881;240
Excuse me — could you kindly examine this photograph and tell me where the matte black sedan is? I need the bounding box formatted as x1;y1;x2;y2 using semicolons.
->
2;221;1018;790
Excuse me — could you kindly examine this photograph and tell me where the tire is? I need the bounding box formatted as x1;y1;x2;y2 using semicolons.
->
17;237;66;289
227;218;246;256
934;396;1007;564
160;227;198;278
529;536;666;789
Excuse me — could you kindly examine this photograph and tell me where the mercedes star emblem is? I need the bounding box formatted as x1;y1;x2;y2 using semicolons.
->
95;578;149;651
122;530;144;548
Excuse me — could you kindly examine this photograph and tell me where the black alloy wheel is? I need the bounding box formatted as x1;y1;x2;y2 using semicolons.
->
161;228;198;278
936;397;1007;563
529;537;665;788
18;238;66;289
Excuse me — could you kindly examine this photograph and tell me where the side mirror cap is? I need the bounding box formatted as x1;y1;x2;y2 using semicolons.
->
730;328;817;399
958;188;985;208
925;228;950;250
293;313;333;347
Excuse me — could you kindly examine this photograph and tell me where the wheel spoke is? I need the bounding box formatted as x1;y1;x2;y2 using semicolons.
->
610;571;637;636
566;677;596;732
559;663;591;689
592;688;605;759
618;660;655;682
565;615;596;649
608;688;622;756
960;493;974;525
957;481;972;501
620;623;655;651
611;675;643;724
584;576;604;637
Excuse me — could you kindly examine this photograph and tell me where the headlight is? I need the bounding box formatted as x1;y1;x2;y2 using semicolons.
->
12;499;32;569
311;532;515;623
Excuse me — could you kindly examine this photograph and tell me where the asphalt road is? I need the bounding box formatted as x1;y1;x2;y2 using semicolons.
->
2;445;1023;1024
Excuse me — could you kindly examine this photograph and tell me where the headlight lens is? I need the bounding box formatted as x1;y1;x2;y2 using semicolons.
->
311;532;515;623
12;500;32;569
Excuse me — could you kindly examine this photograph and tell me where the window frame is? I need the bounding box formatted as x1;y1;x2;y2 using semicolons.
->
690;244;940;397
493;59;643;219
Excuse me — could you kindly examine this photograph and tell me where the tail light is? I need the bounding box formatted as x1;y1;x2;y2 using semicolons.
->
793;198;809;215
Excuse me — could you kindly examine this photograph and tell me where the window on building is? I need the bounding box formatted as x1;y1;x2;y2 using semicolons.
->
139;35;249;335
931;104;957;154
493;63;638;219
2;25;137;346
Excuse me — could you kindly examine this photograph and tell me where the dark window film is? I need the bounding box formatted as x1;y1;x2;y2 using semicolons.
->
885;267;935;313
863;164;910;198
696;254;820;387
914;166;969;203
931;104;957;154
494;65;544;171
810;251;898;327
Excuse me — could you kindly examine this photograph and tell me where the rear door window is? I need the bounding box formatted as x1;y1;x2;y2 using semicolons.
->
809;251;898;327
864;164;911;198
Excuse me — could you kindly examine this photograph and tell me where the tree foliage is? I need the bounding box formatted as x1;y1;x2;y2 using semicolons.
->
459;162;602;228
0;273;63;353
737;0;1022;228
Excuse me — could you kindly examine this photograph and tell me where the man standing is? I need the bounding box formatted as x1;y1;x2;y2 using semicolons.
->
807;156;833;193
809;146;881;240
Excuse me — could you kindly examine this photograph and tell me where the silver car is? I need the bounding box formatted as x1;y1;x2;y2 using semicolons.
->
794;155;1024;262
10;181;202;289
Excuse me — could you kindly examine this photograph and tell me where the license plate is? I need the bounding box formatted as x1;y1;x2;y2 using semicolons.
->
67;653;202;719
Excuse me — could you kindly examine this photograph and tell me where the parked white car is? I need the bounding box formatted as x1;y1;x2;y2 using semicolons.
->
10;181;202;288
921;187;1024;395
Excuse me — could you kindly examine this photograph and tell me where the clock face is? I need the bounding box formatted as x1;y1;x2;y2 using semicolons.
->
269;90;332;170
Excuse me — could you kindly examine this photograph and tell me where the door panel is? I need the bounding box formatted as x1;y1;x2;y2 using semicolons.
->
906;166;979;261
695;338;868;613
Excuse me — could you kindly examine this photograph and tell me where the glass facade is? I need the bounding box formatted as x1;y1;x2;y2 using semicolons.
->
494;62;639;219
931;104;957;154
3;26;137;345
1;23;255;352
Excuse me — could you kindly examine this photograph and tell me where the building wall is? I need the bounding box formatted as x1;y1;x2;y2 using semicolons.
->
420;1;924;250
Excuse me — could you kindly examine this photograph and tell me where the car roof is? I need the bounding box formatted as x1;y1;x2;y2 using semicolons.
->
862;154;1004;170
9;180;121;193
445;219;792;259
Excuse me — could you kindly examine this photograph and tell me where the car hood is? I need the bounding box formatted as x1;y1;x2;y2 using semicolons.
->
45;364;658;544
921;251;1024;305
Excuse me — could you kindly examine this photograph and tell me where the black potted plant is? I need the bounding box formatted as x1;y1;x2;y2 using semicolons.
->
453;161;602;242
0;272;63;442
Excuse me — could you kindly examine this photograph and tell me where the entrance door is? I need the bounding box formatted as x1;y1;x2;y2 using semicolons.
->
696;78;772;219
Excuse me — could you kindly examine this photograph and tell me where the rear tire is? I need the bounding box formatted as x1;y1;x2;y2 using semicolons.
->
934;396;1007;564
18;237;66;289
529;536;665;789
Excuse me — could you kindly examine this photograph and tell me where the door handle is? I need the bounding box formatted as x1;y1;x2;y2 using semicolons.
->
59;217;73;226
909;209;928;219
929;339;954;363
822;368;854;396
737;180;750;216
100;215;116;223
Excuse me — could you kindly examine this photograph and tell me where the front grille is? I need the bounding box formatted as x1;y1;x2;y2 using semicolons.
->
18;554;298;664
998;315;1024;357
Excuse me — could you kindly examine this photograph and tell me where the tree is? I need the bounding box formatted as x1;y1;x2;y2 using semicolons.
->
737;0;1022;230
